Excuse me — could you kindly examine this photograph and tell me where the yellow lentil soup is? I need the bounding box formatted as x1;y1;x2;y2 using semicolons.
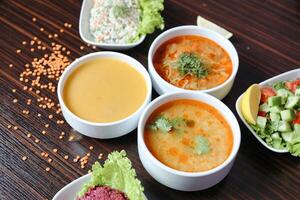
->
144;99;233;172
63;58;147;123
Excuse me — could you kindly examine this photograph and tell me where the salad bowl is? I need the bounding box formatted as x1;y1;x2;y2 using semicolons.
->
236;69;300;153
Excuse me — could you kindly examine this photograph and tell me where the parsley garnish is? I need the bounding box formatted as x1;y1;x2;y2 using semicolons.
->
195;135;210;154
147;115;187;133
177;52;208;78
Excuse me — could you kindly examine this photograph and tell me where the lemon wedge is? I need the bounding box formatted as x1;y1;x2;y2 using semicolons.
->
197;16;233;39
241;84;261;124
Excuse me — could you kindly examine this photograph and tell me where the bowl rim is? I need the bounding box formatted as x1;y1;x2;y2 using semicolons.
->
148;25;239;93
57;51;152;126
138;91;241;177
79;0;146;47
235;69;300;153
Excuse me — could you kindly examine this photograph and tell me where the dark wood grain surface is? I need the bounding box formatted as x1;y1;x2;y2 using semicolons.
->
1;0;300;199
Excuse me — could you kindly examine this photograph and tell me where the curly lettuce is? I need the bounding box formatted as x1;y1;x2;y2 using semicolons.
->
130;0;164;42
78;150;144;200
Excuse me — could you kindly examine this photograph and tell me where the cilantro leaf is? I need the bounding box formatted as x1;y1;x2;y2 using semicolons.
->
195;135;210;155
147;116;188;133
154;116;173;133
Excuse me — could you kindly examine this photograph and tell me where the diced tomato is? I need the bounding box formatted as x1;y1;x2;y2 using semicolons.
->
285;80;300;93
260;87;276;103
258;111;267;117
285;81;293;91
293;112;300;124
292;80;300;93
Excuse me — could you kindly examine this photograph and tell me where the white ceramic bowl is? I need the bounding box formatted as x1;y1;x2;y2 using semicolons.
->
57;52;152;139
138;92;241;191
236;69;300;153
148;25;239;100
79;0;146;50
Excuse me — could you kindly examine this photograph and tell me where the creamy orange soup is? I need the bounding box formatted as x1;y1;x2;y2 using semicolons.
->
144;99;233;172
63;58;147;123
153;35;232;90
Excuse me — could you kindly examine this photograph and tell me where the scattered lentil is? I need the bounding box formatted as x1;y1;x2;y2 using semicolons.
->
22;156;27;161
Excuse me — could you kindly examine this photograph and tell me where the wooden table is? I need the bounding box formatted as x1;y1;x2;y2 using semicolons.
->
1;0;299;199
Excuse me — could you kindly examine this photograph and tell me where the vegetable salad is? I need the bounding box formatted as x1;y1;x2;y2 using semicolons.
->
250;79;300;156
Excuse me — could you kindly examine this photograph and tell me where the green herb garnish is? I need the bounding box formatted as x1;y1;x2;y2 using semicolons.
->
148;115;187;133
177;52;208;78
195;135;211;154
112;5;128;18
154;116;173;133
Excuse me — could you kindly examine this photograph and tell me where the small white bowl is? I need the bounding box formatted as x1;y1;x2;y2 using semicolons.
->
148;25;239;100
138;92;241;191
236;69;300;153
79;0;146;50
57;52;152;139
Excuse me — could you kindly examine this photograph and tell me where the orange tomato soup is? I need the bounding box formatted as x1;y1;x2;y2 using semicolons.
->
153;35;232;90
144;99;233;172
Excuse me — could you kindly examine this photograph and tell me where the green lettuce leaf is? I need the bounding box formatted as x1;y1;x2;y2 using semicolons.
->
130;0;164;42
78;150;144;200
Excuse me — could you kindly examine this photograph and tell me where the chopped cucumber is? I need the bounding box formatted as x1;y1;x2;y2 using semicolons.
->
278;121;292;132
280;109;295;122
295;88;300;96
285;96;300;109
294;124;300;134
281;132;294;142
277;88;293;104
271;133;282;149
268;96;282;106
259;103;270;112
257;116;267;128
270;112;281;122
277;88;294;98
270;106;283;113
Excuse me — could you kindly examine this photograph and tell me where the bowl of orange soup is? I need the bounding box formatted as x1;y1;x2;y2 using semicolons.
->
148;25;239;99
138;92;241;191
57;52;152;138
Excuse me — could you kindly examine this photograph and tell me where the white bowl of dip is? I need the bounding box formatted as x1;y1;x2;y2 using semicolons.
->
79;0;146;50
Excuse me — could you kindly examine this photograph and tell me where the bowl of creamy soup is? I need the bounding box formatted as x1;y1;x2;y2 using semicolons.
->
148;25;239;99
58;52;152;138
138;92;241;191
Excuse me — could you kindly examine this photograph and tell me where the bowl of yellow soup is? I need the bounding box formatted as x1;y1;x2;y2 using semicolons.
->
138;92;241;191
148;25;239;100
58;52;152;138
